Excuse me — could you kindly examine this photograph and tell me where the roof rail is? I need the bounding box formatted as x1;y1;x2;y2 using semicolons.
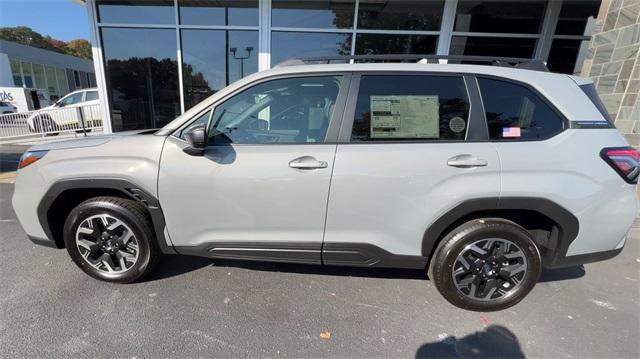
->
275;54;548;72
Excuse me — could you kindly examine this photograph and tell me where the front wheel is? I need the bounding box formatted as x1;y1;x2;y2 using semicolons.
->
63;196;161;283
429;218;541;311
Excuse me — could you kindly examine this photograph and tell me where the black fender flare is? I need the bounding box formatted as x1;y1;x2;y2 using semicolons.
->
37;178;177;254
421;197;579;266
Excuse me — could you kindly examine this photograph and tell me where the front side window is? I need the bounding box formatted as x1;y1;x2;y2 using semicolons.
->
478;78;565;140
351;75;470;142
207;76;342;144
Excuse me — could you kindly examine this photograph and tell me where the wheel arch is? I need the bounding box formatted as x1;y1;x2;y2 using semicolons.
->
37;178;176;254
422;197;579;268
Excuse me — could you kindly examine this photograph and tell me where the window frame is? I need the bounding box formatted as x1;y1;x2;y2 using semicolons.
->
338;71;488;144
172;71;352;146
475;74;569;142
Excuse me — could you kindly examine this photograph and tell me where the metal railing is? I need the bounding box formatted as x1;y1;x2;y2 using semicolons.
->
0;104;103;141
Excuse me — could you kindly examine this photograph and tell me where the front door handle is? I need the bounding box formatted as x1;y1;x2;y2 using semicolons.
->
447;154;488;168
289;156;328;170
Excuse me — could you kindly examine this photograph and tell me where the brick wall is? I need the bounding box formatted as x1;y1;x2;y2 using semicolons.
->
581;0;640;145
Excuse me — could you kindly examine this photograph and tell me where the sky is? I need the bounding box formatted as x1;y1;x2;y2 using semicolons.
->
0;0;90;42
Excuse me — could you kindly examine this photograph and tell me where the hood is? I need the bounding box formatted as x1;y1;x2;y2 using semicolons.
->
28;129;160;152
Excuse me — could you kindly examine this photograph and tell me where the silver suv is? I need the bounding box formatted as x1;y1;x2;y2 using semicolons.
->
12;56;639;311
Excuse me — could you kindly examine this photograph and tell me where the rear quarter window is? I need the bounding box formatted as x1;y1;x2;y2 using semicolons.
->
477;78;565;140
579;83;614;124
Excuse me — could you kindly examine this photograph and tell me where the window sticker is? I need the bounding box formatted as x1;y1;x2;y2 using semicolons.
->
449;116;466;133
370;95;440;139
502;127;521;138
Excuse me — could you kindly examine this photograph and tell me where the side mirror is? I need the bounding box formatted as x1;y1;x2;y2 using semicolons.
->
183;124;206;156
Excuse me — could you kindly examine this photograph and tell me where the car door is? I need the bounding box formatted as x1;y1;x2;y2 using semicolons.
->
158;74;350;263
53;92;84;128
322;73;501;266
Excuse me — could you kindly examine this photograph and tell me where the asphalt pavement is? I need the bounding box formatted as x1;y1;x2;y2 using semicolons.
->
0;181;639;358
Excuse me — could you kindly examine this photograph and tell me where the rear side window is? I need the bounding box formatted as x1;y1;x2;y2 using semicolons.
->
85;91;99;101
478;78;565;140
351;75;470;141
579;83;613;124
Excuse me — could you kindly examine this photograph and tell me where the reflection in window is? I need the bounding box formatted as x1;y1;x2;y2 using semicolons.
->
182;30;258;110
101;28;180;132
555;0;599;35
449;37;537;60
357;0;444;31
355;34;438;56
55;68;68;94
271;32;351;66
351;75;470;141
272;0;355;29
33;64;46;90
10;59;22;87
21;62;34;88
547;39;590;75
208;76;342;144
478;78;564;140
45;66;58;100
179;0;258;26
454;1;546;34
97;0;175;24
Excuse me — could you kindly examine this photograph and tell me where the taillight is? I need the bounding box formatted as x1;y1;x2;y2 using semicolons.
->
18;150;48;169
601;147;639;184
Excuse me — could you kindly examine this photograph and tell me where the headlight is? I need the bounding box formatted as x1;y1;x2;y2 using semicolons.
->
18;150;48;169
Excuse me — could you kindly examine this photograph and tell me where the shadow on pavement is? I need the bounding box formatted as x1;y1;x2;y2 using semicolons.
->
415;325;525;358
145;254;586;284
539;265;585;282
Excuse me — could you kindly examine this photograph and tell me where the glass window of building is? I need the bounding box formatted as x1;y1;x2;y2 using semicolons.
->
96;0;175;24
21;62;34;88
10;59;22;87
56;68;69;94
355;34;438;55
547;39;590;74
272;0;356;29
33;64;47;90
74;71;81;88
179;0;258;26
271;32;352;66
181;29;259;110
449;37;537;59
44;66;59;100
555;0;600;35
101;27;180;132
454;0;546;34
357;0;444;31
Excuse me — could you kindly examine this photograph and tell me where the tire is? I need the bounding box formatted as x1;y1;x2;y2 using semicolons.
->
63;196;161;283
33;115;58;135
429;218;541;311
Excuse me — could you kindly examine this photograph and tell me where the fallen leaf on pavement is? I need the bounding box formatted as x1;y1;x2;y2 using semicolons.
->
320;331;331;339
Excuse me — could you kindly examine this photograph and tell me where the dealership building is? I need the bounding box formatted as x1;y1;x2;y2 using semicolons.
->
80;1;639;141
0;39;97;103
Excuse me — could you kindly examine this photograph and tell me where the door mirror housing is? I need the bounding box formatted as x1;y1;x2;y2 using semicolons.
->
183;124;207;156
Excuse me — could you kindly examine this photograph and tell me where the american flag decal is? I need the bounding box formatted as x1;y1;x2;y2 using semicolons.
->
502;127;521;138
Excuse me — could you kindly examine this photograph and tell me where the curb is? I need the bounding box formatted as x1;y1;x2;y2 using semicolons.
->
0;172;16;184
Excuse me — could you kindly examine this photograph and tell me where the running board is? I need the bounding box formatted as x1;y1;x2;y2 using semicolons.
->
174;242;427;269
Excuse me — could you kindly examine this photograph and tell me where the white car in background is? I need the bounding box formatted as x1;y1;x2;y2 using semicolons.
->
27;88;100;133
0;101;18;114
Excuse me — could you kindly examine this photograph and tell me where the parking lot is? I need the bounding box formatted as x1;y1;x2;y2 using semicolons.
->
0;171;638;357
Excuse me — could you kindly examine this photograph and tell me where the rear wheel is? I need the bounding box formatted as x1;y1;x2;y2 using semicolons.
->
63;196;160;283
429;218;541;311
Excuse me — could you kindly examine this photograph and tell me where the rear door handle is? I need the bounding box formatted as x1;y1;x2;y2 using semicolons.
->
447;154;488;168
289;156;328;170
